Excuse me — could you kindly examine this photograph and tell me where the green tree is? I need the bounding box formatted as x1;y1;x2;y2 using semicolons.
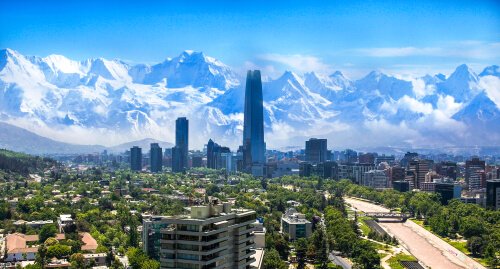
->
126;247;147;269
466;236;484;257
317;226;329;269
44;237;58;246
70;253;86;269
35;244;48;269
39;224;57;243
129;222;139;247
460;216;486;238
484;243;500;268
263;248;287;269
47;244;71;259
141;259;160;269
296;238;308;269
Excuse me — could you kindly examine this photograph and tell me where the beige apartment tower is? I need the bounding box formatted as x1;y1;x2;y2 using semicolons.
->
143;198;257;269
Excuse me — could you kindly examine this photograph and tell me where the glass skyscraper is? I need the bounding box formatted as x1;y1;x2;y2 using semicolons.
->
130;146;142;171
150;143;163;173
242;70;266;176
172;117;188;173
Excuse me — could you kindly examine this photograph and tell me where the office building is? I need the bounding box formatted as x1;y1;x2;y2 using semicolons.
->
150;143;163;173
131;146;142;171
435;183;462;205
436;161;458;180
281;208;312;241
363;170;389;189
207;139;231;170
305;138;327;164
419;182;436;192
486;179;500;210
242;70;266;176
359;153;376;165
191;155;203;168
393;181;410;192
376;155;396;165
340;149;358;163
466;158;485;191
172;117;189;173
391;166;405;182
142;198;257;269
207;139;217;169
401;152;418;167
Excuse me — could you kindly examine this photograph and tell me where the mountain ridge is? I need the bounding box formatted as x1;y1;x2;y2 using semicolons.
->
0;48;499;149
0;122;172;155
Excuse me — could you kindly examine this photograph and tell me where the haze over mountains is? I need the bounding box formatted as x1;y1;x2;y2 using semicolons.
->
0;48;499;153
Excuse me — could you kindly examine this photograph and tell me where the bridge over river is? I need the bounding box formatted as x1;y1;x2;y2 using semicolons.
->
360;212;412;221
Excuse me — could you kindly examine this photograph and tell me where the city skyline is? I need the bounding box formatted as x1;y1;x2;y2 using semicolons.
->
1;2;499;269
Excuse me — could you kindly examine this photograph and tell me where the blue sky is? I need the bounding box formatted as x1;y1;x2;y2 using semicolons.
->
1;0;499;78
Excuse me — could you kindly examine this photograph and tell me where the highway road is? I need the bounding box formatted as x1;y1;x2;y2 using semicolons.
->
345;197;486;269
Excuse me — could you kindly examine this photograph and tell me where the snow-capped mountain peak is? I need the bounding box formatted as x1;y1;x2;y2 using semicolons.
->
438;64;480;103
0;48;499;149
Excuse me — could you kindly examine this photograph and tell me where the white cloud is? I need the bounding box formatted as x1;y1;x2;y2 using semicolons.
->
436;95;462;116
397;96;433;115
351;41;500;59
409;78;436;99
258;53;333;74
479;75;500;108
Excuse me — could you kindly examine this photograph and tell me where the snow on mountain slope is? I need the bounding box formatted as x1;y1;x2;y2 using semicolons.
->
303;71;354;101
140;50;240;89
0;48;499;150
438;64;480;103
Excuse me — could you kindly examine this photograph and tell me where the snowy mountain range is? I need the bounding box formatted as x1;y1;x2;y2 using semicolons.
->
0;48;499;152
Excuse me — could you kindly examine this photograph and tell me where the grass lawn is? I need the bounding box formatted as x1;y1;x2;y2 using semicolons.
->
444;239;468;253
359;218;371;236
387;253;417;269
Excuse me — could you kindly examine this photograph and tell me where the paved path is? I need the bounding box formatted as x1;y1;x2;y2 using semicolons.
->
329;252;352;269
345;197;486;269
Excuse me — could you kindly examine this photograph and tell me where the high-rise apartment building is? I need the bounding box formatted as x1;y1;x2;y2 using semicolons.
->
305;138;327;164
172;117;189;173
466;158;486;191
130;146;142;171
142;199;257;269
150;143;163;173
242;70;266;176
408;159;430;189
